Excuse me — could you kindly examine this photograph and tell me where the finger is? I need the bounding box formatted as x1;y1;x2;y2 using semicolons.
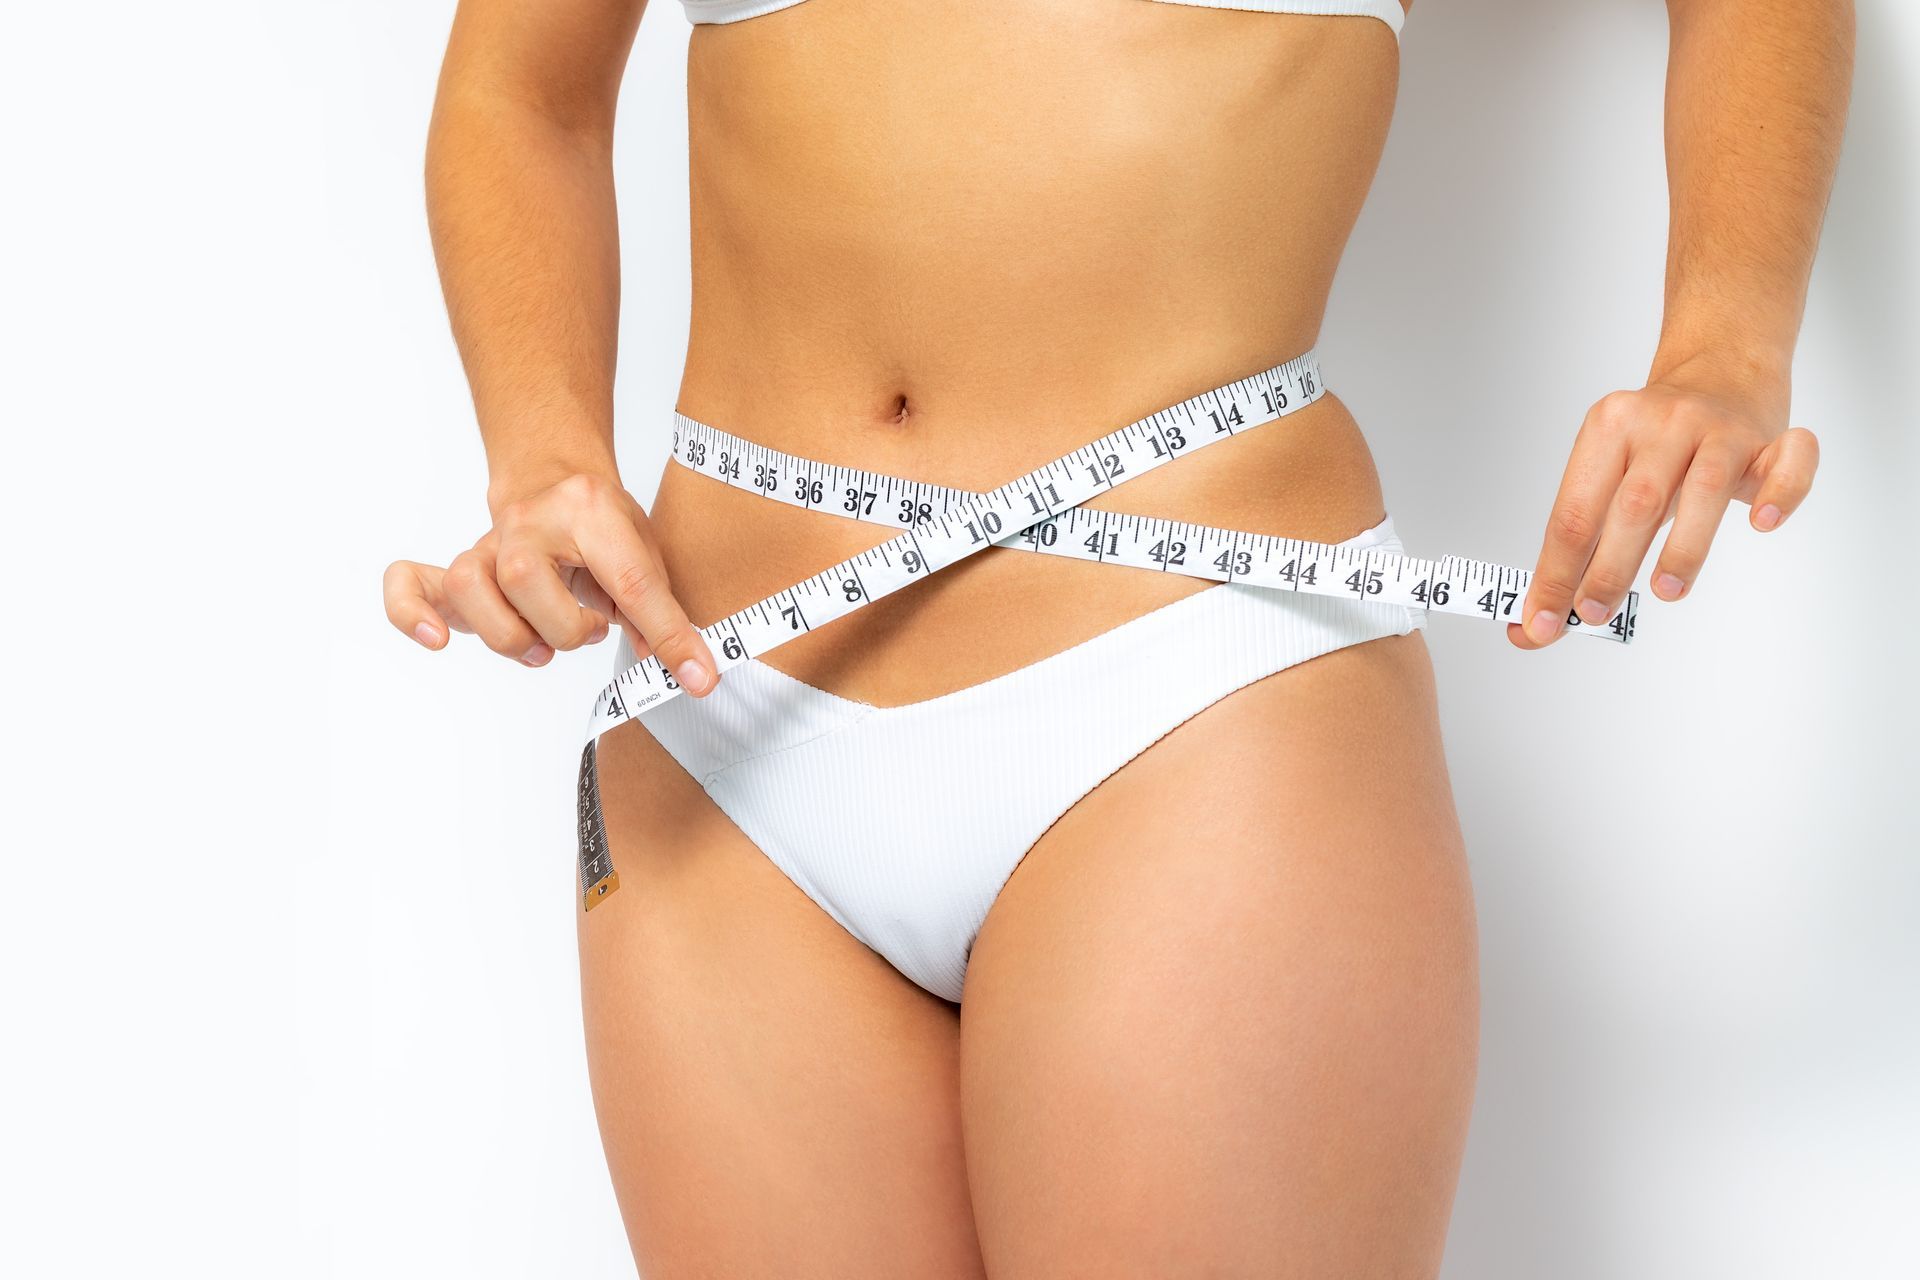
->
575;507;718;695
535;563;626;650
495;534;611;652
561;540;641;652
441;545;554;667
1514;399;1631;649
1572;432;1697;625
568;566;621;628
1649;438;1743;601
1748;427;1820;532
575;572;642;654
383;560;451;650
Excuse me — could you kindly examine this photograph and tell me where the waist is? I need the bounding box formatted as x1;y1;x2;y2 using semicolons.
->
645;353;1390;705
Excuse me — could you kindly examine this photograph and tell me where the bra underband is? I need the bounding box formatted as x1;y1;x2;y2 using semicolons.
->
680;0;1406;43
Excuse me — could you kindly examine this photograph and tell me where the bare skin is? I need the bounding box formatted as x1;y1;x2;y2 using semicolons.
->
960;629;1475;1277
384;0;1853;1273
581;719;988;1278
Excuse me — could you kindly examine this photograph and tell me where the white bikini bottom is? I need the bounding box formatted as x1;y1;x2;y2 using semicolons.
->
616;513;1424;1004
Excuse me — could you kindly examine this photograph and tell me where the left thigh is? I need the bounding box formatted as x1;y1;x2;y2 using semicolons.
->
960;631;1479;1280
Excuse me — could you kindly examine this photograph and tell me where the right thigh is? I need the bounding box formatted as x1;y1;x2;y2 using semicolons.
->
579;720;986;1279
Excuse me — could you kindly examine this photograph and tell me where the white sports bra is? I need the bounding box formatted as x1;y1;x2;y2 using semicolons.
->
681;0;1406;43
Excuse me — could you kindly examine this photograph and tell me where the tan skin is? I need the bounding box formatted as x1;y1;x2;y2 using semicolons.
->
384;0;1852;1273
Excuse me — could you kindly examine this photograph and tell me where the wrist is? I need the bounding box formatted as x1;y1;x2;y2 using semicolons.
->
486;446;621;517
1646;339;1793;419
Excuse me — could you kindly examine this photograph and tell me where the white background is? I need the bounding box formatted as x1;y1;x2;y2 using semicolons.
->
3;2;1914;1276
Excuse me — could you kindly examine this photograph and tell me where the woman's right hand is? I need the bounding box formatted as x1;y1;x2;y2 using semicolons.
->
382;472;719;696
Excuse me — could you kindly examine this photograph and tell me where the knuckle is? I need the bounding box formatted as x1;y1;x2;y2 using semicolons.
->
1664;396;1715;435
1530;570;1578;601
1614;476;1667;522
1657;556;1700;584
442;557;482;596
651;621;698;657
495;551;544;591
1582;566;1633;599
556;472;608;506
560;615;601;650
1685;458;1733;495
1660;537;1705;570
545;608;599;651
496;498;534;531
1589;389;1631;426
610;560;665;610
1551;504;1598;546
1776;466;1815;497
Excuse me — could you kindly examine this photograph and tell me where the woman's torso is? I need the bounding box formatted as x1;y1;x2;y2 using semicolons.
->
651;0;1407;704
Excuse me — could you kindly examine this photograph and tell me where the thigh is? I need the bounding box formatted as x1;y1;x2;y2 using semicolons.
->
960;631;1478;1280
581;720;987;1279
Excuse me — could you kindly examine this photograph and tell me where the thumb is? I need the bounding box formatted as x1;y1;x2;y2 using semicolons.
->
383;559;454;648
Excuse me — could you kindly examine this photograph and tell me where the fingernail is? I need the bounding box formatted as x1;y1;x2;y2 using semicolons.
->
414;622;440;648
1526;609;1563;644
521;643;553;667
1654;572;1685;600
675;659;711;694
1755;503;1782;531
1575;597;1610;625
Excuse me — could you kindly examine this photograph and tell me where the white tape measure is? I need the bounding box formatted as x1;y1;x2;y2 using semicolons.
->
573;349;1637;907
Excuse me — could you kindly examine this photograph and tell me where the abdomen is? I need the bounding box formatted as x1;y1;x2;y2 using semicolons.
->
652;0;1405;703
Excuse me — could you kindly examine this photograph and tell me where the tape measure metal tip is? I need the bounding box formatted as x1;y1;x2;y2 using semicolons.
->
583;870;621;910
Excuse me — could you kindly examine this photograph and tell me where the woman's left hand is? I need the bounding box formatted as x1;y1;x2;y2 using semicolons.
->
1510;360;1820;649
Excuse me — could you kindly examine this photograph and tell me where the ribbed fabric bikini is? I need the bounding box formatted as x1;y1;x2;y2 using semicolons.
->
619;522;1421;1003
681;0;1406;42
627;0;1417;1005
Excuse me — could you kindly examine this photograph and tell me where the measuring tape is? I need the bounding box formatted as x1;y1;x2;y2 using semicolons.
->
573;348;1638;907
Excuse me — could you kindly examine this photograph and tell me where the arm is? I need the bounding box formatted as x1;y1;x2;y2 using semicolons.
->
1513;0;1854;649
385;0;720;694
426;0;638;510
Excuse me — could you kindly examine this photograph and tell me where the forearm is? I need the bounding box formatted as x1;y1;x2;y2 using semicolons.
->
1647;0;1854;396
426;88;623;514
